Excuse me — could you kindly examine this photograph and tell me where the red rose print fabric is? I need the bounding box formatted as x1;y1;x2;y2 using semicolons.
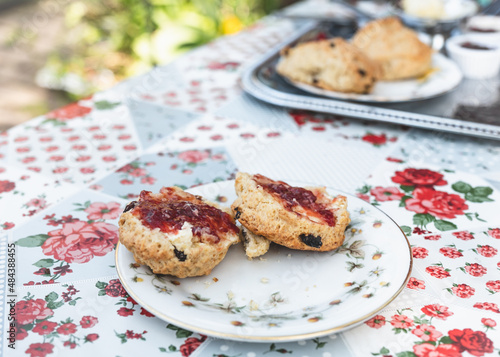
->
404;187;469;219
449;328;494;356
42;221;118;264
392;168;447;188
177;150;210;163
355;304;497;357
16;299;54;325
8;99;139;185
179;336;207;357
370;186;404;202
0;180;15;194
362;133;389;146
347;162;500;355
46;102;92;121
13;283;100;355
14;190;125;285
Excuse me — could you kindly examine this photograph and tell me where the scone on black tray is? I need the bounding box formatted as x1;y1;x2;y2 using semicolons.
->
119;187;239;278
352;17;433;81
240;226;271;259
231;172;350;252
276;37;380;94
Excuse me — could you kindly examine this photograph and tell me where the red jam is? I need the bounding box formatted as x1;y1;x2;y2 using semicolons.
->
460;42;494;50
253;174;336;226
131;188;238;243
468;27;498;33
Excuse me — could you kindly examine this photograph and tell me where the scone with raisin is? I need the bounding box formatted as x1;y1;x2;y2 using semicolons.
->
119;187;239;278
352;17;433;80
231;173;350;252
276;37;380;94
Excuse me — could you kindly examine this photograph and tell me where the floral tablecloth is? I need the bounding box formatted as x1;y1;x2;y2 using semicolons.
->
2;4;500;357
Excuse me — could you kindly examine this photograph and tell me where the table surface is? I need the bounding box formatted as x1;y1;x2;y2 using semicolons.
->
2;2;500;356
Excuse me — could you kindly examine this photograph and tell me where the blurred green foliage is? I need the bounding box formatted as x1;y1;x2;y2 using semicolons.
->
40;0;284;98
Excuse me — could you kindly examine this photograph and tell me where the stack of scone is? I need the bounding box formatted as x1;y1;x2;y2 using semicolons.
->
276;17;433;94
118;173;351;277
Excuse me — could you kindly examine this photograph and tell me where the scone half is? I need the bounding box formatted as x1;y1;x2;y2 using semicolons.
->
119;187;239;278
352;17;433;81
276;37;380;94
231;173;350;252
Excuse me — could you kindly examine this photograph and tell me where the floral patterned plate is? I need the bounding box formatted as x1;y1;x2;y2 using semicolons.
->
115;180;412;342
283;53;462;103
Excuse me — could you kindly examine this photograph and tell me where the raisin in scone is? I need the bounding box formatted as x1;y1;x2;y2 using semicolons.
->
231;173;350;252
276;38;380;94
352;17;433;80
119;187;239;278
240;226;271;259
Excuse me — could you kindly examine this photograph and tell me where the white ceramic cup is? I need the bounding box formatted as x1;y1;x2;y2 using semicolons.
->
445;33;500;79
466;15;500;40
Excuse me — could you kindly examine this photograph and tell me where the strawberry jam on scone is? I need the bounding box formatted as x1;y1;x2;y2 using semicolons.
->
232;172;350;251
119;187;239;278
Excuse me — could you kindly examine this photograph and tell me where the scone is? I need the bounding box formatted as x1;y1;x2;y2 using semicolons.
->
119;187;239;278
276;37;380;94
352;17;433;80
240;226;271;259
231;173;350;252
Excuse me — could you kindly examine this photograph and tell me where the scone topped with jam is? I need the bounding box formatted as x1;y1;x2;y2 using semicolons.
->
276;37;380;94
119;187;239;278
231;173;350;252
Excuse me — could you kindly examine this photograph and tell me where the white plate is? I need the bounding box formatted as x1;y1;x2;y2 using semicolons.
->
115;180;412;342
284;53;463;103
